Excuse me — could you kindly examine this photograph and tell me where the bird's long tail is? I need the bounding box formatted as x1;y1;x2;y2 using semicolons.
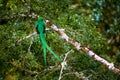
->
39;34;62;65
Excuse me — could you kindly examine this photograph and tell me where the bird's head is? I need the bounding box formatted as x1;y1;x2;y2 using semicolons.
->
38;17;43;22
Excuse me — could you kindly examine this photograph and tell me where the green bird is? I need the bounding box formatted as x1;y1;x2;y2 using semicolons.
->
35;17;62;66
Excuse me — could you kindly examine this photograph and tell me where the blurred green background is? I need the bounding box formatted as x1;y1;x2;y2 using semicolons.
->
0;0;120;80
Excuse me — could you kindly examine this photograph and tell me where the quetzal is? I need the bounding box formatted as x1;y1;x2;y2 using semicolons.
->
35;17;62;66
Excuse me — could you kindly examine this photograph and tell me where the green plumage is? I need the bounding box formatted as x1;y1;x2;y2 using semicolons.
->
35;17;62;66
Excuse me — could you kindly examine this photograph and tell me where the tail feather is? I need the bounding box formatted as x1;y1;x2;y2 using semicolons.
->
43;45;47;66
46;46;62;62
39;34;62;62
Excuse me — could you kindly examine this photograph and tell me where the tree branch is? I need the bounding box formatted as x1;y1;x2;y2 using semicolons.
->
28;37;33;53
16;28;51;43
15;20;120;75
58;49;73;80
45;20;120;75
17;32;37;43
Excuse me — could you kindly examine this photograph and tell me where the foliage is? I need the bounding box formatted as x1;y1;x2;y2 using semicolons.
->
0;0;120;80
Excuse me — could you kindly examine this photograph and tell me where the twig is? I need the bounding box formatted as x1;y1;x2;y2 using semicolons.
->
61;71;92;80
62;72;78;78
45;20;120;75
28;37;33;53
17;32;37;43
17;28;52;43
58;49;73;80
